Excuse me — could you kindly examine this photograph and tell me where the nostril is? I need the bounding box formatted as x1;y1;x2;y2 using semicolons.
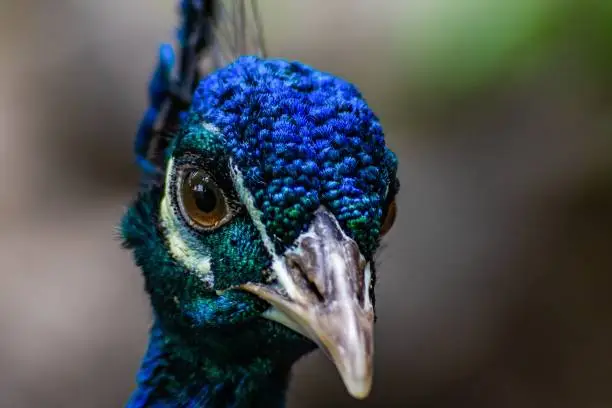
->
288;257;325;303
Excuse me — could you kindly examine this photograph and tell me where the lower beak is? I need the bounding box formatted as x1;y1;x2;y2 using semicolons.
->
240;208;375;399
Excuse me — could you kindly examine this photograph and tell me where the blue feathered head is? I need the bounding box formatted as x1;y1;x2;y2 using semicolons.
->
123;56;399;399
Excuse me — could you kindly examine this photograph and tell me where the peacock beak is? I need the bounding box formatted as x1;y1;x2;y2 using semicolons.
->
240;207;375;399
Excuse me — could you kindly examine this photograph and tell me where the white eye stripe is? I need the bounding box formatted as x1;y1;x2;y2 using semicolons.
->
230;162;304;300
229;162;275;256
160;157;215;289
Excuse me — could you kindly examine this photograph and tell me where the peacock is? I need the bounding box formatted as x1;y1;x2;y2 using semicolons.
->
121;1;399;407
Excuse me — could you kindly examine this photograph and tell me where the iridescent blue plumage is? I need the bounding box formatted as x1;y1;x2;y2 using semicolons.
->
183;56;398;256
122;2;398;407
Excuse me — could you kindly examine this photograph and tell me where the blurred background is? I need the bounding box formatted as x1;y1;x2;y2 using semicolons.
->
1;0;611;407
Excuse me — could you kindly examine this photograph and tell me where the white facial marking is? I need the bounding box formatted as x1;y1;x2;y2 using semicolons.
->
229;163;304;301
229;162;275;255
201;122;221;134
160;157;214;289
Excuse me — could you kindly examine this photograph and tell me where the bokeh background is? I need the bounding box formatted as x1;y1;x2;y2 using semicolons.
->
1;1;611;407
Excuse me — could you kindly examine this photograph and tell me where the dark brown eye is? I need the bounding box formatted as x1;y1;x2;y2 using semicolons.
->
179;170;229;229
380;199;397;236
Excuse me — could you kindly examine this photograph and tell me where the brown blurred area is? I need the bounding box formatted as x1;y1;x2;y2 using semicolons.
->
1;1;611;407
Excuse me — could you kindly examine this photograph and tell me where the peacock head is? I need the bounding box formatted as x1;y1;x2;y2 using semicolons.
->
124;56;398;399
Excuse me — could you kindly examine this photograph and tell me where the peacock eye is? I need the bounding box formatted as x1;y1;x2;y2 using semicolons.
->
380;199;397;236
178;170;229;230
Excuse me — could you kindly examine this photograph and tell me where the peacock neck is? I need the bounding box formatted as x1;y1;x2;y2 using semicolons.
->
127;320;292;408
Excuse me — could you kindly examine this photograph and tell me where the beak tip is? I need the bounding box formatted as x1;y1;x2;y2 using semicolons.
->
344;378;372;400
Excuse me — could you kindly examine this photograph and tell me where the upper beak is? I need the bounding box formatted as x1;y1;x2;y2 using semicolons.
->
240;207;375;399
